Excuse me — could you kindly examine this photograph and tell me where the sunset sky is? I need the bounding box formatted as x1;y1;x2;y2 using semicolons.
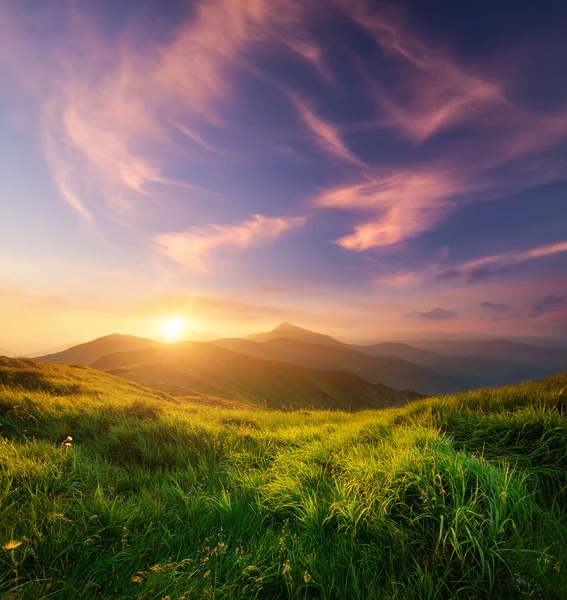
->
1;0;567;352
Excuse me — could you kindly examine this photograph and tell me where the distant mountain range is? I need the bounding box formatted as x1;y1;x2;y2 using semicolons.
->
406;338;567;369
90;341;419;409
30;323;567;407
215;336;460;395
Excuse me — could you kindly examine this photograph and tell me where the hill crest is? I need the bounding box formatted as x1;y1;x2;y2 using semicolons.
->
36;333;163;366
244;322;343;347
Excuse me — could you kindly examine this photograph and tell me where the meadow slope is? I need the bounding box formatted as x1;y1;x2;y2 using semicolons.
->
1;357;567;599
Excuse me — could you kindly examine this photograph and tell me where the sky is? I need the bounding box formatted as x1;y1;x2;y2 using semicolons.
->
1;0;567;352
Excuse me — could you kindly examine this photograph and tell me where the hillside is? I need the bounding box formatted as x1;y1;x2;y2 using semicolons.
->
214;337;461;395
1;357;566;599
92;342;420;409
36;333;162;366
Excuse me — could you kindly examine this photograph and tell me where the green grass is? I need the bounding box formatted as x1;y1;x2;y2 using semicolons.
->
0;357;566;599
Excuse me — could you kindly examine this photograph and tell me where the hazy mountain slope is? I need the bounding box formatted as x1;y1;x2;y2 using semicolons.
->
356;342;440;365
92;341;421;409
245;322;343;347
0;348;16;357
213;338;286;361
409;339;567;369
25;342;84;358
214;337;462;395
358;342;554;388
36;333;163;366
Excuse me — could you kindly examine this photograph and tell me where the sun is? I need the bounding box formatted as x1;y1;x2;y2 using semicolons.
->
161;317;187;342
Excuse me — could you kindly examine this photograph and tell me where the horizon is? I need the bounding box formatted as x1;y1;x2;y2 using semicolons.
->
4;321;567;358
1;0;567;351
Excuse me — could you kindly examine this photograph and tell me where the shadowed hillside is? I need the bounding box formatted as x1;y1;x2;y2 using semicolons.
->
1;357;566;599
91;342;420;409
214;337;462;395
36;333;162;366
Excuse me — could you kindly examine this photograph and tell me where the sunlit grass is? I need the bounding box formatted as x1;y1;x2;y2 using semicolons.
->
0;357;566;598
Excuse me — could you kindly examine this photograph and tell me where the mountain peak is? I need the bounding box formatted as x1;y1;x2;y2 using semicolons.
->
273;322;305;332
245;322;343;347
93;333;141;342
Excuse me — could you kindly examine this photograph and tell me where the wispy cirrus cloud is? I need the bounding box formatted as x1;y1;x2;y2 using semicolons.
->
2;0;567;318
462;240;567;272
155;214;307;272
315;169;468;250
339;0;504;143
289;94;364;166
431;240;567;287
1;0;327;221
308;3;567;255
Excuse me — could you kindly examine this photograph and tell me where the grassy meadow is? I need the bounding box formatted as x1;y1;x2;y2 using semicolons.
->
0;357;566;599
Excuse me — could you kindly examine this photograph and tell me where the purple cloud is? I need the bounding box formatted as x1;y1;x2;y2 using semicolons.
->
406;307;458;320
527;295;566;319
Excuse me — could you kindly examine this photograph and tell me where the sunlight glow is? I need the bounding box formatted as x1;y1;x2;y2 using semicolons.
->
161;317;187;342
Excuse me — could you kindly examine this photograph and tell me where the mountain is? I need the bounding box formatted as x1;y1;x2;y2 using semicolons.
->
36;334;162;366
245;322;343;347
229;323;564;392
0;348;16;357
355;342;439;365
357;342;554;388
32;324;567;399
408;339;567;370
92;341;421;409
213;337;462;395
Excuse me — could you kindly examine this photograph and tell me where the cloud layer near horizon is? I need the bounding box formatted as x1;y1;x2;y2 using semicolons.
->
1;0;566;346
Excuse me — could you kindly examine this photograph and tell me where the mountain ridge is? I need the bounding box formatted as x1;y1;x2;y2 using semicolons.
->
91;341;421;409
214;336;461;395
31;322;567;399
36;333;163;366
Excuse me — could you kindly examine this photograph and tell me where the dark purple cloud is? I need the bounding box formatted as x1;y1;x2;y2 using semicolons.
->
479;301;519;321
481;301;513;312
527;295;566;318
406;307;458;320
436;269;461;280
